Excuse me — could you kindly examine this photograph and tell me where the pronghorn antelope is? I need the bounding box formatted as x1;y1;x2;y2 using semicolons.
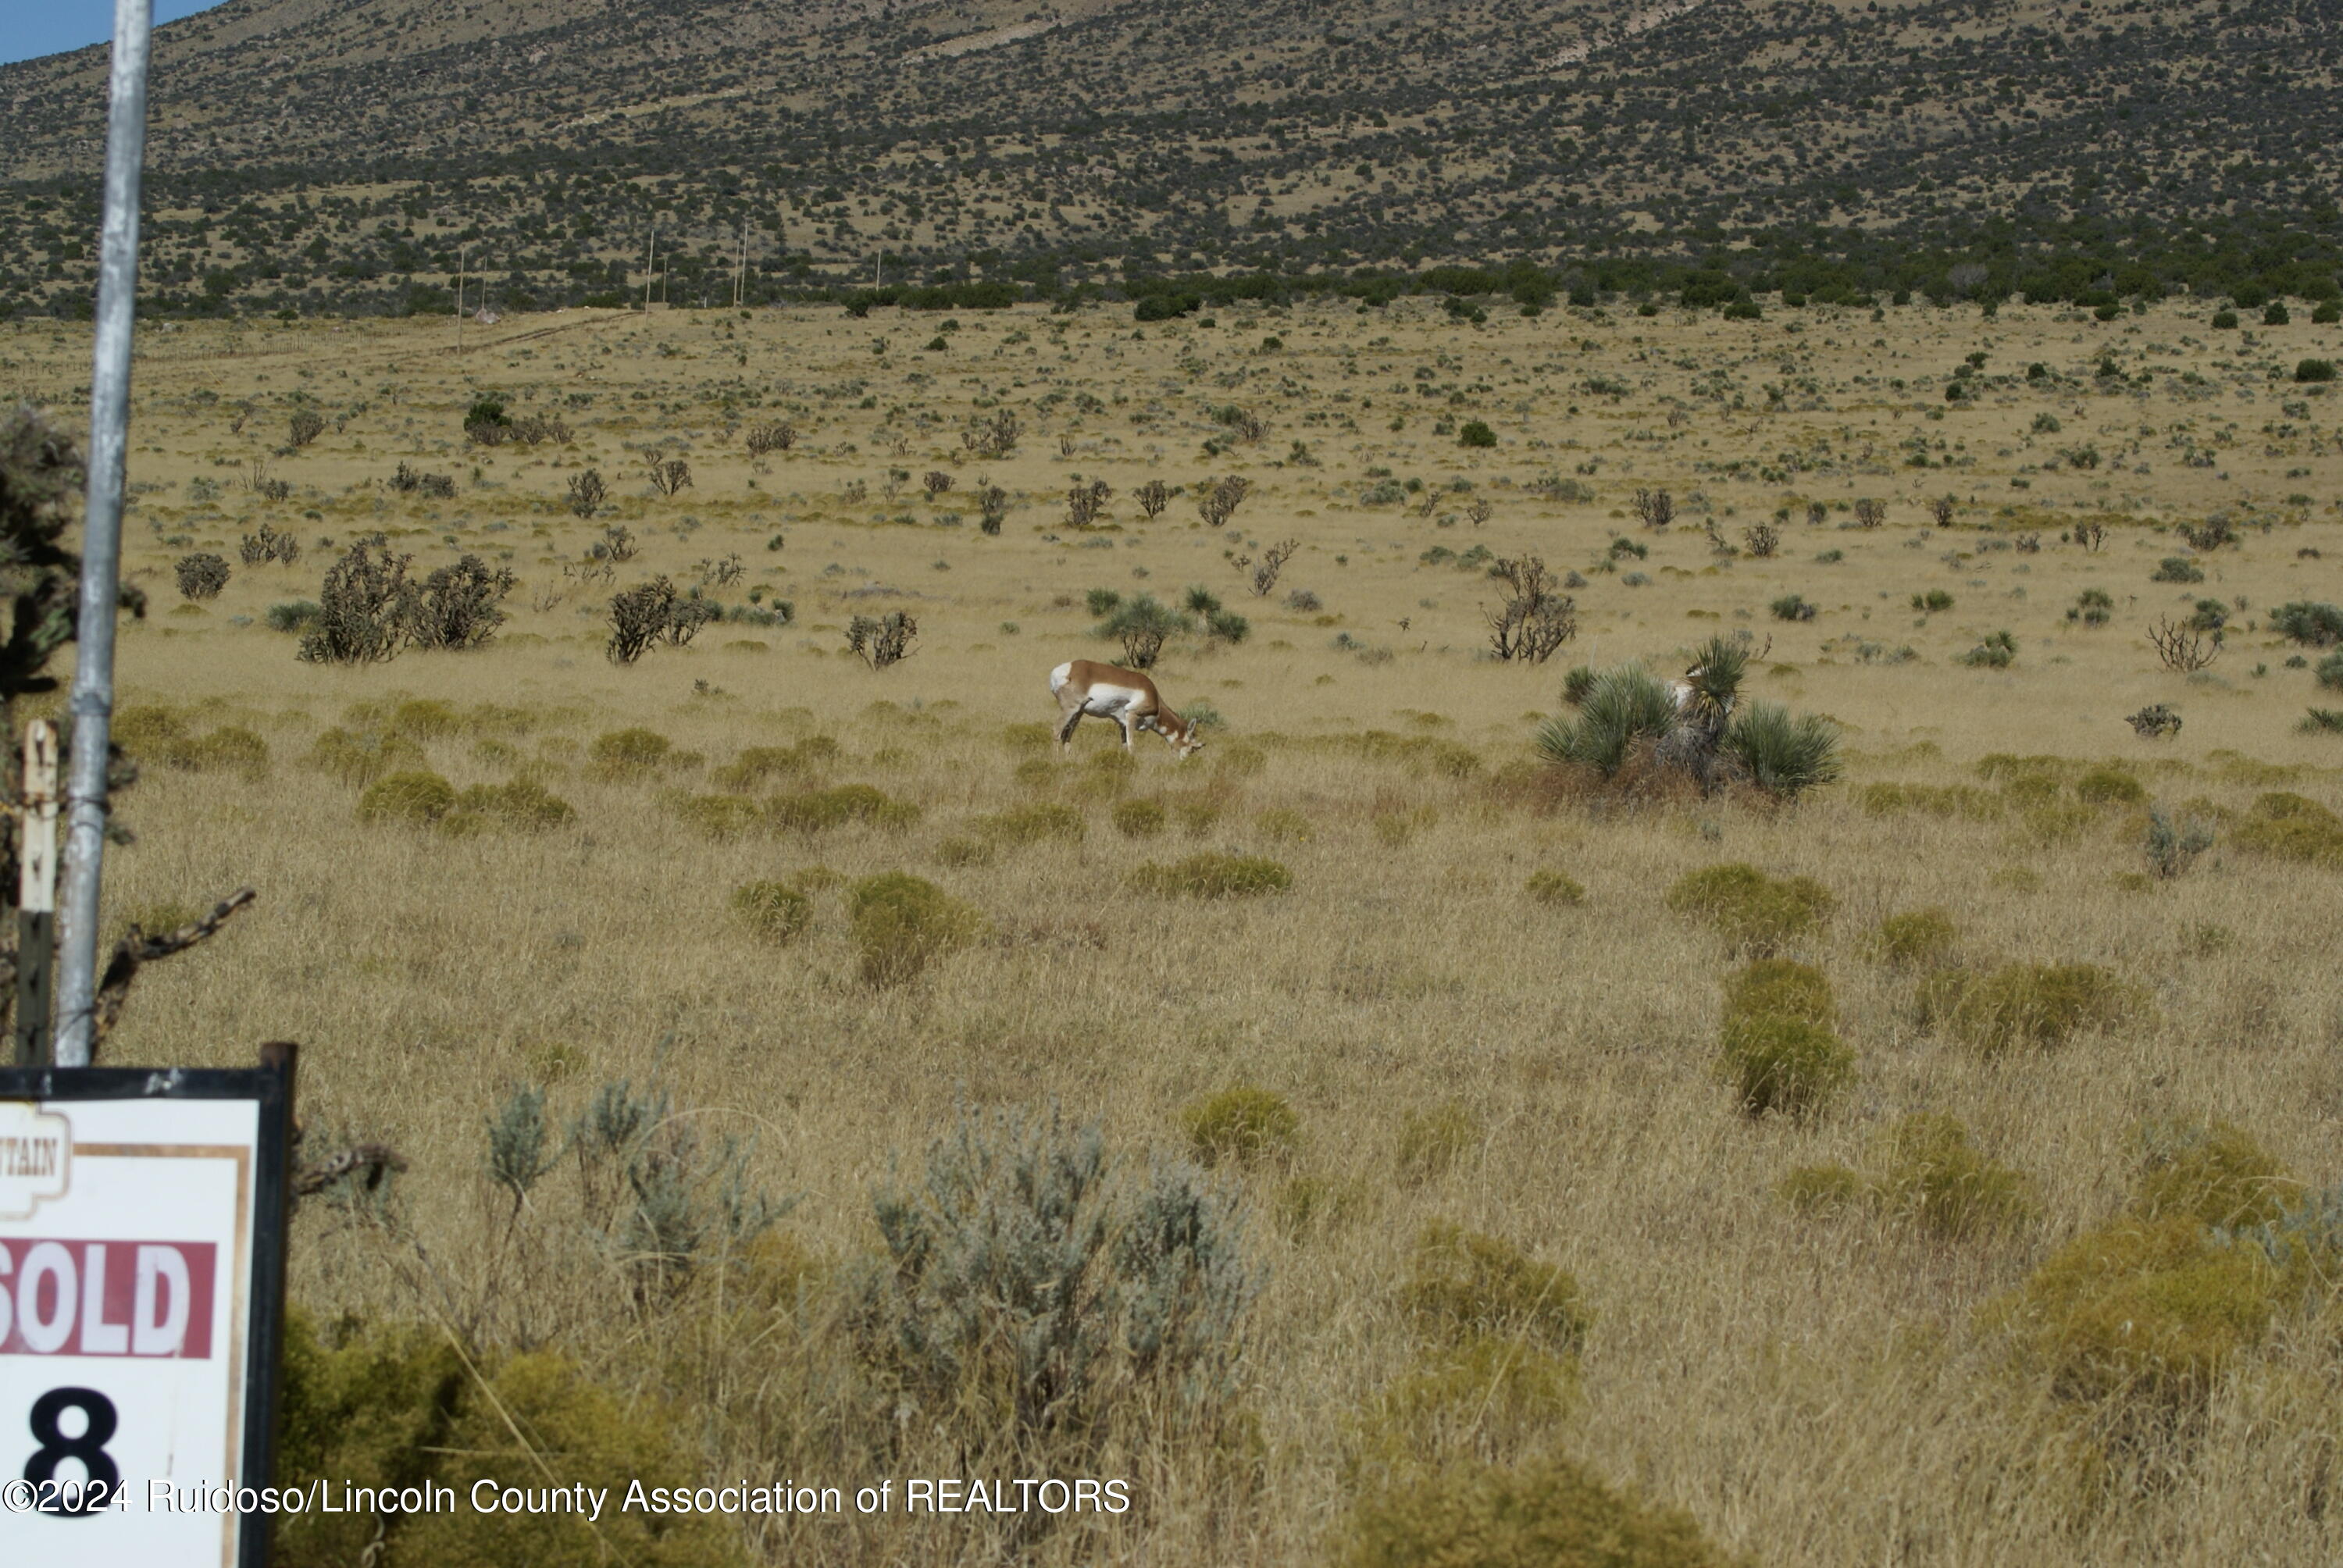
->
1048;660;1207;757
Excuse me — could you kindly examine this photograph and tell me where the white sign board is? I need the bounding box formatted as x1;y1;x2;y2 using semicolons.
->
0;1059;293;1568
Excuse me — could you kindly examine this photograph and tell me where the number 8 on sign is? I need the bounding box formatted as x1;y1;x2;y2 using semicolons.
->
25;1386;120;1515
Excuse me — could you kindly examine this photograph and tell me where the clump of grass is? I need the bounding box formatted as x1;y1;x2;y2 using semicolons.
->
767;783;921;833
1721;957;1835;1030
1664;863;1835;951
1182;1085;1301;1170
1718;1015;1853;1118
1129;853;1292;898
669;793;763;839
276;1311;744;1568
1782;1114;2035;1238
2074;766;2146;806
711;736;838;789
2230;791;2343;867
975;801;1086;845
1870;907;1957;967
1859;782;2004;820
1337;1452;1737;1568
1523;870;1585;906
2269;600;2343;647
2131;1119;2297;1228
1916;963;2144;1055
308;726;427;786
729;880;813;944
355;770;456;825
1255;807;1313;843
1983;1214;2282;1419
1396;1100;1482;1185
587;726;674;779
1112;797;1169;838
453;779;575;831
846;871;984;986
1403;1223;1589;1355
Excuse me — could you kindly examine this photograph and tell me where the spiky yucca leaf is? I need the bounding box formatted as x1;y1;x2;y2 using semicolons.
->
1722;702;1842;797
1535;665;1679;775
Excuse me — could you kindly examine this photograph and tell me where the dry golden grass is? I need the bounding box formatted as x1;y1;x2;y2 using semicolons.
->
13;296;2343;1564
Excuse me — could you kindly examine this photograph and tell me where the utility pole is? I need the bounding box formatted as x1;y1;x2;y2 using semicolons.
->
455;244;465;355
644;232;655;311
736;220;747;308
56;0;152;1066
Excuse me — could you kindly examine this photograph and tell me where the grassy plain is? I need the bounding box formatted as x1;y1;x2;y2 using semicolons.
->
8;295;2343;1565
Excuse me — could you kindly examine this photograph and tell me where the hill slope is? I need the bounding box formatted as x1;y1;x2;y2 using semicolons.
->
1;0;2338;317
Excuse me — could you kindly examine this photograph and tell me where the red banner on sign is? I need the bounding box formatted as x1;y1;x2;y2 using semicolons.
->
0;1238;216;1358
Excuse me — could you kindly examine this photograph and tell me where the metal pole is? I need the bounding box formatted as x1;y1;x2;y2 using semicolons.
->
55;0;153;1068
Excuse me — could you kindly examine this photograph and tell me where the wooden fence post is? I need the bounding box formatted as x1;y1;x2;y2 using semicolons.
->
16;718;59;1065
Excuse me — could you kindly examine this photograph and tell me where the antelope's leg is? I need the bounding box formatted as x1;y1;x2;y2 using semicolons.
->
1115;708;1135;752
1057;703;1085;750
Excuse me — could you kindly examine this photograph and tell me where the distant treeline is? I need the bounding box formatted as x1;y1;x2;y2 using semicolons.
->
797;226;2343;320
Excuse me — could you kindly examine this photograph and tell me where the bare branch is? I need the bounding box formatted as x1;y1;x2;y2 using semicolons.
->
92;887;258;1047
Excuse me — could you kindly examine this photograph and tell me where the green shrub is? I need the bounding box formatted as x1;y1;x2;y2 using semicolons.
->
2301;358;2340;383
1337;1452;1737;1568
2314;650;2343;690
2270;601;2343;647
1664;863;1835;951
975;801;1086;845
1956;629;2020;666
307;726;426;786
847;871;983;985
853;1103;1255;1471
1987;1215;2282;1414
1720;702;1841;797
1917;963;2144;1055
2074;766;2146;805
1770;593;1817;622
356;769;456;825
1524;870;1585;906
1458;420;1498;448
1404;1224;1589;1355
265;597;322;632
2210;308;2240;329
275;1310;740;1568
1396;1100;1482;1185
669;792;763;838
1779;1162;1870;1210
1721;958;1835;1030
2229;792;2343;867
768;782;921;833
1112;797;1169;838
1868;908;1954;967
454;779;576;830
1129;852;1292;897
730;879;813;943
712;736;837;789
1182;1085;1301;1169
2301;707;2343;734
2132;1119;2296;1229
1718;1014;1853;1117
587;725;673;777
1353;1335;1582;1473
1785;1114;2034;1238
1533;665;1678;775
1256;806;1313;842
1865;1110;2034;1237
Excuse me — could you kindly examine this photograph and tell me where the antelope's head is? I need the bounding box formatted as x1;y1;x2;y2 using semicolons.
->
1161;710;1207;759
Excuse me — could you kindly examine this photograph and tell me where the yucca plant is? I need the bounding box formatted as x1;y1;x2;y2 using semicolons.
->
1721;702;1842;797
1533;665;1678;774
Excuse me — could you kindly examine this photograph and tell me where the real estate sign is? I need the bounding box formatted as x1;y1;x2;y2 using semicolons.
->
0;1053;294;1566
